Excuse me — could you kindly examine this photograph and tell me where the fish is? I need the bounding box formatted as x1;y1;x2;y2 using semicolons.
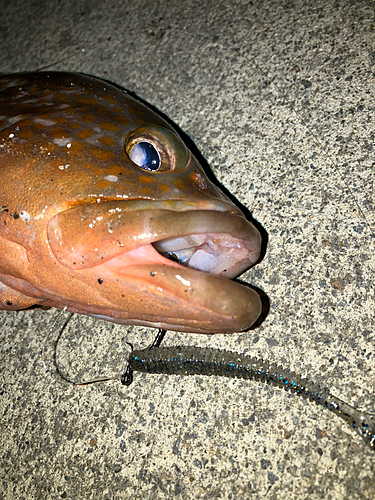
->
0;71;262;333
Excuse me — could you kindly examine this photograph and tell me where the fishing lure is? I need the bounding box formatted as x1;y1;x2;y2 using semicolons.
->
123;338;375;450
53;325;374;450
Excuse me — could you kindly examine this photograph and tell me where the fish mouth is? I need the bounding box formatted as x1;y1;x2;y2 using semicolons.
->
47;200;262;333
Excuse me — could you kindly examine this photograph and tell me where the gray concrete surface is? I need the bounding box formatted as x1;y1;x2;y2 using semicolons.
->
0;0;374;498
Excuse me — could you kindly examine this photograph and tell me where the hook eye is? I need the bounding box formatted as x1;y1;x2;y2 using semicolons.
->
120;341;134;386
121;365;133;386
120;329;167;385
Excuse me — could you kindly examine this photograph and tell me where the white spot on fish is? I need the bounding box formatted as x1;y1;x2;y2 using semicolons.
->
1;78;26;89
66;143;72;148
53;138;72;147
6;115;24;126
104;175;118;183
175;275;191;287
15;90;27;99
58;164;70;170
8;133;14;138
89;216;103;228
34;118;55;126
19;211;31;221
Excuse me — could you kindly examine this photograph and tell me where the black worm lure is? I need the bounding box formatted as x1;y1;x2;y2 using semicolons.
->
124;344;375;450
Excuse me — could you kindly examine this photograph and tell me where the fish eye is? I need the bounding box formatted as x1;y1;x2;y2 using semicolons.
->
125;125;190;173
128;141;161;171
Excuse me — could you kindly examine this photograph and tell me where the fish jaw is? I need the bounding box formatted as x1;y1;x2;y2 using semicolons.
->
44;200;262;333
82;254;262;334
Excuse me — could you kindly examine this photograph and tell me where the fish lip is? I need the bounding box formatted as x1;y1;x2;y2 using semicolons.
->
65;197;244;216
98;245;262;333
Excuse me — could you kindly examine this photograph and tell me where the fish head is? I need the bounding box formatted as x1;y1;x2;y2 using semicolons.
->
0;72;262;333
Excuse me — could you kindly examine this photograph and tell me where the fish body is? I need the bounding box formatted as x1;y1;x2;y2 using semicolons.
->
0;72;261;333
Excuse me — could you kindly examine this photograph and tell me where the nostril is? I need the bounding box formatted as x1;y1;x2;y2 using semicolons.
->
191;171;207;191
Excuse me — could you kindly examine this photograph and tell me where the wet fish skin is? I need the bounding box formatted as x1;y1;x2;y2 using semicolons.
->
0;72;262;333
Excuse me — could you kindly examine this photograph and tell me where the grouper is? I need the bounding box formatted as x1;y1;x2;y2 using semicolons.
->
0;72;262;333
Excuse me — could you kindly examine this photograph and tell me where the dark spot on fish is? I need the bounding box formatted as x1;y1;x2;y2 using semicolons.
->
6;301;12;306
150;271;156;276
13;212;19;219
98;278;103;284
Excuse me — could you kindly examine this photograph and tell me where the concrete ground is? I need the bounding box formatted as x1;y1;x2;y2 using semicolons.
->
0;0;374;498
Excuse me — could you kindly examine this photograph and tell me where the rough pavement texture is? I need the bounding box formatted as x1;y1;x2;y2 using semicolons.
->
0;0;374;499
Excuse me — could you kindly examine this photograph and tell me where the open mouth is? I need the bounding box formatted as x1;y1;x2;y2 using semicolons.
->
47;200;262;332
48;200;261;278
153;230;258;279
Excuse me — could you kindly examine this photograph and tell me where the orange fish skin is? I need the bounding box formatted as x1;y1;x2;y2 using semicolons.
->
0;72;262;333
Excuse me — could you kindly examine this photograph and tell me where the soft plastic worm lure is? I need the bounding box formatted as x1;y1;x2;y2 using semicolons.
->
54;326;374;450
124;343;375;450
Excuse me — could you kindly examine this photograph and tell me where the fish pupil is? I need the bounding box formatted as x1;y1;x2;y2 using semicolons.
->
129;141;160;171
